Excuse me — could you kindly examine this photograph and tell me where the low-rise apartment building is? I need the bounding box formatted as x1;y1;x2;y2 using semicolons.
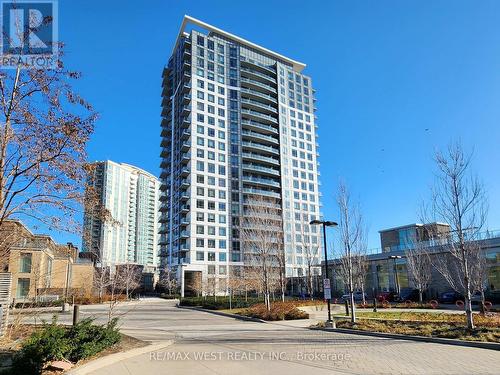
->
0;220;94;302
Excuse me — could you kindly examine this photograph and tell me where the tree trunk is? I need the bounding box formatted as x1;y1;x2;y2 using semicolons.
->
419;289;423;306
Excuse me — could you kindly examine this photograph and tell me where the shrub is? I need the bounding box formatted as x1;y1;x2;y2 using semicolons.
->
179;296;263;310
239;302;309;321
8;317;121;375
11;318;71;374
160;293;181;299
66;318;121;362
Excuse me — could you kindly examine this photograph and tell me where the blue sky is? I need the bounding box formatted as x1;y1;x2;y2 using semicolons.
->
55;0;500;249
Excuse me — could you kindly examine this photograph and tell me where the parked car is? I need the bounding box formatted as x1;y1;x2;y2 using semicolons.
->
438;291;464;304
377;291;398;302
340;291;367;303
397;288;421;302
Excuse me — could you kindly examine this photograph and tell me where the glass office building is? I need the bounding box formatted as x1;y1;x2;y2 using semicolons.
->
160;16;322;295
82;161;160;268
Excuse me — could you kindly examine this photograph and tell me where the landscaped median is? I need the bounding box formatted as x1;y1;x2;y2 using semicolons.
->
313;311;500;344
179;297;325;321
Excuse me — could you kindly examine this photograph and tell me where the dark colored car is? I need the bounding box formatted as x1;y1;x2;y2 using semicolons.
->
397;288;421;302
377;291;398;302
438;291;464;304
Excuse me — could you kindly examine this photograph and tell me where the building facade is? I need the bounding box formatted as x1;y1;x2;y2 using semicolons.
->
322;224;500;301
82;161;160;268
0;220;93;302
160;16;322;295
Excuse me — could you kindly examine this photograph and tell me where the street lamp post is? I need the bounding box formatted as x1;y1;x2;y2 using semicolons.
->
389;255;402;295
310;220;338;326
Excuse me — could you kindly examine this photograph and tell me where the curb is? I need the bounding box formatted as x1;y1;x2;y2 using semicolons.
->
177;305;266;323
67;340;174;375
314;327;500;351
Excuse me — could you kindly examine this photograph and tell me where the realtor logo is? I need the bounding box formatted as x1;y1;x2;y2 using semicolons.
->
1;0;58;68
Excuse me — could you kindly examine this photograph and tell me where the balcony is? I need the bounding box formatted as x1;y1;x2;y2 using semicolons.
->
181;117;190;129
182;93;191;104
180;204;190;213
241;66;276;86
182;83;191;93
242;163;280;177
181;141;190;152
241;152;280;166
181;105;191;116
240;57;276;76
180;167;190;177
180;152;190;164
240;77;276;95
241;108;278;125
181;130;191;140
241;119;278;135
179;217;190;226
160;147;169;158
242;176;281;188
180;178;190;189
179;230;190;239
242;141;279;155
240;87;277;104
241;98;278;115
243;188;281;199
180;191;190;201
241;130;279;145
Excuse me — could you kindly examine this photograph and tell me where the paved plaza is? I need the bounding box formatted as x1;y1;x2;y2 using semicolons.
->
18;298;500;375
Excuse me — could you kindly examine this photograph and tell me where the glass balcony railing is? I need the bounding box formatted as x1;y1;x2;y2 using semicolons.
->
241;119;278;134
241;77;276;94
241;66;276;84
240;87;277;104
241;108;278;124
242;175;281;188
241;98;278;114
243;188;281;199
242;141;279;155
240;57;276;75
242;163;280;176
241;130;279;144
241;152;280;165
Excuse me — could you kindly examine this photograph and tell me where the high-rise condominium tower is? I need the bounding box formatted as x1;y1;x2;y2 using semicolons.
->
83;161;160;268
160;16;322;296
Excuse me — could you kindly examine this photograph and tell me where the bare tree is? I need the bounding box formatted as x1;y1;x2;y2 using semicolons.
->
116;263;142;300
352;253;368;305
336;181;365;323
241;196;284;311
300;225;320;300
158;267;178;295
405;241;432;305
0;48;98;233
424;142;488;329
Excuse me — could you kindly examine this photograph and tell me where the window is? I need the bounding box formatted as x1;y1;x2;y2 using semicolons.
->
219;253;227;261
196;225;204;234
196;238;204;247
17;278;30;298
208;265;216;274
219;239;226;249
19;253;32;273
196;251;204;261
197;35;204;46
219;265;227;275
